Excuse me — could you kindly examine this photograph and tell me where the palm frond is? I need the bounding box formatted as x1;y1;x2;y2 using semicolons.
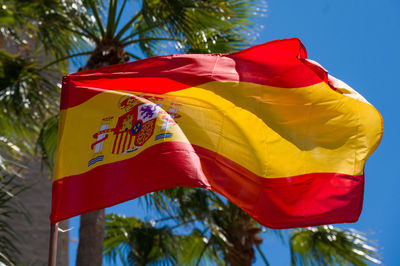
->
290;225;381;265
0;49;60;174
0;50;60;122
133;0;266;55
104;213;181;266
36;114;59;170
0;173;29;265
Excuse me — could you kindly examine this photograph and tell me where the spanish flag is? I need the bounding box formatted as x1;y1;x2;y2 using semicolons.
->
51;38;382;228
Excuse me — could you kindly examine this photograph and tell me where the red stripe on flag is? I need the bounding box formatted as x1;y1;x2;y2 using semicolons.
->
194;145;364;228
60;38;330;110
60;76;197;110
50;142;363;228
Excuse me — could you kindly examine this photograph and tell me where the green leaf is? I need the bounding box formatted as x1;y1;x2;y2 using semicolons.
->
290;225;381;265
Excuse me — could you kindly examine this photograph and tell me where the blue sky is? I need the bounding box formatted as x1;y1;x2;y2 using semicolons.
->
68;0;400;264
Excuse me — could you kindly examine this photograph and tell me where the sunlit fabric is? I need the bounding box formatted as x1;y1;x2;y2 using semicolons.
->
50;38;382;228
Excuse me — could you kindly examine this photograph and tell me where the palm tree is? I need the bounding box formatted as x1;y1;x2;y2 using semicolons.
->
146;188;264;265
106;188;381;265
104;213;225;265
0;0;69;176
104;213;180;265
0;1;72;263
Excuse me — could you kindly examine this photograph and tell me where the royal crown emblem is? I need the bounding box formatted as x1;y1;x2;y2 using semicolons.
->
88;94;179;166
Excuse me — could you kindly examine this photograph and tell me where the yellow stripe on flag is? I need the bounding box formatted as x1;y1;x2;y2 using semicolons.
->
54;80;381;181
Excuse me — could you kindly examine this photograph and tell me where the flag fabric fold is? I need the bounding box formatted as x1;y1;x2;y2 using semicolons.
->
51;38;383;228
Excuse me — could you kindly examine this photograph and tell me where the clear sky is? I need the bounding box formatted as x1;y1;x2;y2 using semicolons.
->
68;0;400;265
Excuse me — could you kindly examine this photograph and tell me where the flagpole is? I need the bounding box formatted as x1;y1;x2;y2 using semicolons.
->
48;222;59;266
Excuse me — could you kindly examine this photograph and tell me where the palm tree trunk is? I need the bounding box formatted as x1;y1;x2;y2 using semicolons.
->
76;210;105;266
225;205;263;266
228;256;253;266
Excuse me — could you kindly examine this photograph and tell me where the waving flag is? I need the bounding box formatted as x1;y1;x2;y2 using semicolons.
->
51;38;382;228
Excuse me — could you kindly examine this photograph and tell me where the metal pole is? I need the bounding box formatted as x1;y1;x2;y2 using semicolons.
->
48;223;59;266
